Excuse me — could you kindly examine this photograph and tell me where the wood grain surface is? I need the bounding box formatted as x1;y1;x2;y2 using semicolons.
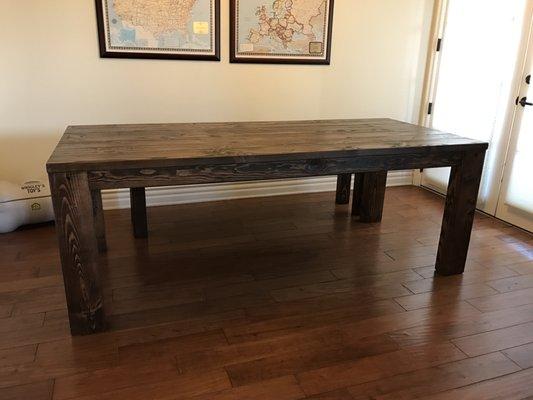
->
336;174;352;205
356;171;388;223
86;152;465;190
49;172;105;334
46;119;488;172
1;187;532;399
130;188;148;239
90;189;107;253
436;151;486;275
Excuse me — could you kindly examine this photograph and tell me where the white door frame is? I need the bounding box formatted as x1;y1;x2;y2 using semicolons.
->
414;0;449;186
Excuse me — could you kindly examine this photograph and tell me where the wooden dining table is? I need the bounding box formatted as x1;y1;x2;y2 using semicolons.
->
47;118;488;335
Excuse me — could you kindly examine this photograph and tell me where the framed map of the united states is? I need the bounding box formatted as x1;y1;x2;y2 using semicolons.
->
95;0;220;60
230;0;334;64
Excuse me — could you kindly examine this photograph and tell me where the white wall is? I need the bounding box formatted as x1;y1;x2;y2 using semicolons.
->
0;0;434;206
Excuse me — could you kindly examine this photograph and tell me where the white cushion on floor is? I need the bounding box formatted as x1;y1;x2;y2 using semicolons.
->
0;180;54;233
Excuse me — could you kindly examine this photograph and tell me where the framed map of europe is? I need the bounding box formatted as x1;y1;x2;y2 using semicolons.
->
230;0;334;64
95;0;220;61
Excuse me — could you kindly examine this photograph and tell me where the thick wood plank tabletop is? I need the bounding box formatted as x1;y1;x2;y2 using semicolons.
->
47;119;488;172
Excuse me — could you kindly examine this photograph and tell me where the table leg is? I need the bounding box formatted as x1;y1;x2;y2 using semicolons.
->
352;173;364;216
49;172;106;335
130;187;148;238
436;151;486;276
335;174;352;204
91;190;107;253
352;171;388;222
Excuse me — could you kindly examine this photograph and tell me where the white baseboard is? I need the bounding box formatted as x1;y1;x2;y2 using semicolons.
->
101;171;413;210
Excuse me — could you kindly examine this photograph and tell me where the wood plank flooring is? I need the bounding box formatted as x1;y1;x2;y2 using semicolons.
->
1;186;532;399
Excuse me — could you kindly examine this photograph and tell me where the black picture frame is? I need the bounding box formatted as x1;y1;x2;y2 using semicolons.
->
230;0;334;65
95;0;220;61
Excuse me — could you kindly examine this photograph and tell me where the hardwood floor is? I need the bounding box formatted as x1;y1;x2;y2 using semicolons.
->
1;186;532;399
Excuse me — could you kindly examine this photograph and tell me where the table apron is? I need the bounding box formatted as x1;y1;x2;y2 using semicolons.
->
87;151;464;190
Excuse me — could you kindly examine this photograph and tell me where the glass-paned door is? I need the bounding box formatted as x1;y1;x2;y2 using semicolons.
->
496;14;533;231
421;0;533;231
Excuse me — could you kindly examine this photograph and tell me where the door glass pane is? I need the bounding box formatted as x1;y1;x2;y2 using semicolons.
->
505;75;533;213
425;0;526;209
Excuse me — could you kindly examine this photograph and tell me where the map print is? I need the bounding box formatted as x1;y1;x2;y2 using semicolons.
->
99;0;218;58
234;0;332;63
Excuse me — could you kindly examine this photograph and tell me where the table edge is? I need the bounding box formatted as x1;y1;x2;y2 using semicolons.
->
46;143;489;174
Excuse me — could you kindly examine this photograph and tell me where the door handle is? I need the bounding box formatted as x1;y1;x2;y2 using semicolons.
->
517;97;533;107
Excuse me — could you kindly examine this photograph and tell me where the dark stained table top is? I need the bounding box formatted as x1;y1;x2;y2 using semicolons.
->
47;119;488;172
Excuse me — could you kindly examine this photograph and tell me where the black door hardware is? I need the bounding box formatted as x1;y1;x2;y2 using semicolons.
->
518;97;533;107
